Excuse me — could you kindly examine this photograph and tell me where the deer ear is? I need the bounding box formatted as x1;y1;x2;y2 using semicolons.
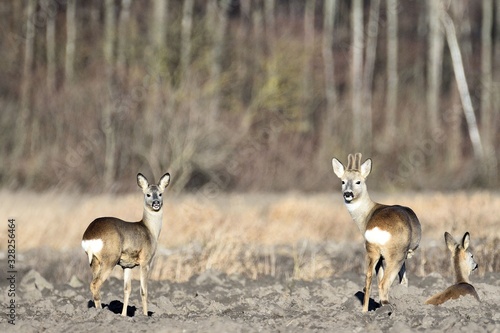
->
360;158;372;178
158;173;170;191
445;232;457;252
332;158;345;178
462;232;470;250
137;173;149;191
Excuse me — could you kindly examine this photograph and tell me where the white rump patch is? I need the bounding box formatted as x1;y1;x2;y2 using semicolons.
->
365;227;392;245
81;239;103;264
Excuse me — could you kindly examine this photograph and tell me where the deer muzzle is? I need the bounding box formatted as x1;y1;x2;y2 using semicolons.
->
343;191;354;203
152;200;162;211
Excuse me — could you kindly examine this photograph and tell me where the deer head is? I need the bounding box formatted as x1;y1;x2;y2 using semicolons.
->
332;153;372;204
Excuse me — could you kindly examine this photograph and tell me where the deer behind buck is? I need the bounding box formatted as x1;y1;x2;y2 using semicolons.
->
82;172;170;316
332;153;421;312
425;232;480;305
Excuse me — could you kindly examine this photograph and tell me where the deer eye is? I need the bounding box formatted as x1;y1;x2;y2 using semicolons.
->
159;193;162;197
356;181;361;185
341;181;345;185
147;194;151;197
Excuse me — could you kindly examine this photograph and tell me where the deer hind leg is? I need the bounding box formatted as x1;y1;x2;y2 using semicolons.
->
375;259;385;283
378;253;406;305
90;258;114;309
363;245;381;312
139;264;150;316
398;261;408;286
121;268;132;316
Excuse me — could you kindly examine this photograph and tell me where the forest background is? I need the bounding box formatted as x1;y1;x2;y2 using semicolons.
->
1;0;499;194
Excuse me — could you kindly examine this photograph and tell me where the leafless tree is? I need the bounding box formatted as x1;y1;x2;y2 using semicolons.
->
65;0;77;83
16;0;37;159
442;10;485;164
209;0;230;122
351;0;364;149
427;0;444;137
322;0;338;138
103;0;117;189
495;0;500;163
480;0;497;181
44;0;56;92
362;0;380;147
117;0;132;73
385;0;398;139
302;0;316;131
265;0;276;47
180;0;195;81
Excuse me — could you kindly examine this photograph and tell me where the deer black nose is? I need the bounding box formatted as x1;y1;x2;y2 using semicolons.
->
152;200;161;210
343;191;354;203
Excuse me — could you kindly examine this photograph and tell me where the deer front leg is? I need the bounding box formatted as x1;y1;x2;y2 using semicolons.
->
140;264;150;316
121;268;132;316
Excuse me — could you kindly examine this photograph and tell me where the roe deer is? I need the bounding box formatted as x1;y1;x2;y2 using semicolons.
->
332;153;421;312
425;232;480;305
82;172;170;316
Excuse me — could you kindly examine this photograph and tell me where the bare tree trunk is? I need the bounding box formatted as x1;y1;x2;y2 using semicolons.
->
448;93;462;171
252;2;265;107
265;0;276;48
152;0;167;47
385;0;398;140
103;0;117;189
351;0;364;149
495;0;500;160
147;0;168;178
362;0;380;148
238;0;252;105
441;11;485;164
301;0;316;132
65;0;77;83
480;0;497;182
209;0;230;122
180;0;194;81
15;0;36;159
322;0;338;137
427;0;444;136
451;1;473;64
117;0;132;74
45;0;56;92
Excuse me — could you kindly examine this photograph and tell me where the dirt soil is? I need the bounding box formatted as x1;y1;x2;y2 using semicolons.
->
1;267;499;332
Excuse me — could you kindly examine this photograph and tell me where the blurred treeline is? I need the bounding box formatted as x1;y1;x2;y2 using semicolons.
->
1;0;499;193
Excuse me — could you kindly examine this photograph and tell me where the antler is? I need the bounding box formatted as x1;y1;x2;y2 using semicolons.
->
347;154;355;170
346;153;363;171
354;153;362;170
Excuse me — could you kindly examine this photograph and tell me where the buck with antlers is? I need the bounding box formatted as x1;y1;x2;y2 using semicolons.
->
425;232;480;305
81;172;170;316
332;153;421;312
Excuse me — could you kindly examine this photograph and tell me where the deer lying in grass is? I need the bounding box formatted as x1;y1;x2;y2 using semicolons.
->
425;232;480;305
82;173;170;316
332;153;421;312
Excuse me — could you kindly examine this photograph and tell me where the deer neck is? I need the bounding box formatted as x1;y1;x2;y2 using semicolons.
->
142;208;163;241
454;257;470;284
345;192;377;234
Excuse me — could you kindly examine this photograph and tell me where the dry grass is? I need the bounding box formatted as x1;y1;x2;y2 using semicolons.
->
1;190;500;284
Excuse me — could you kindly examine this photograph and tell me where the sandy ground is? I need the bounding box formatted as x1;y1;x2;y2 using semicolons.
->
1;191;500;331
1;261;499;332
